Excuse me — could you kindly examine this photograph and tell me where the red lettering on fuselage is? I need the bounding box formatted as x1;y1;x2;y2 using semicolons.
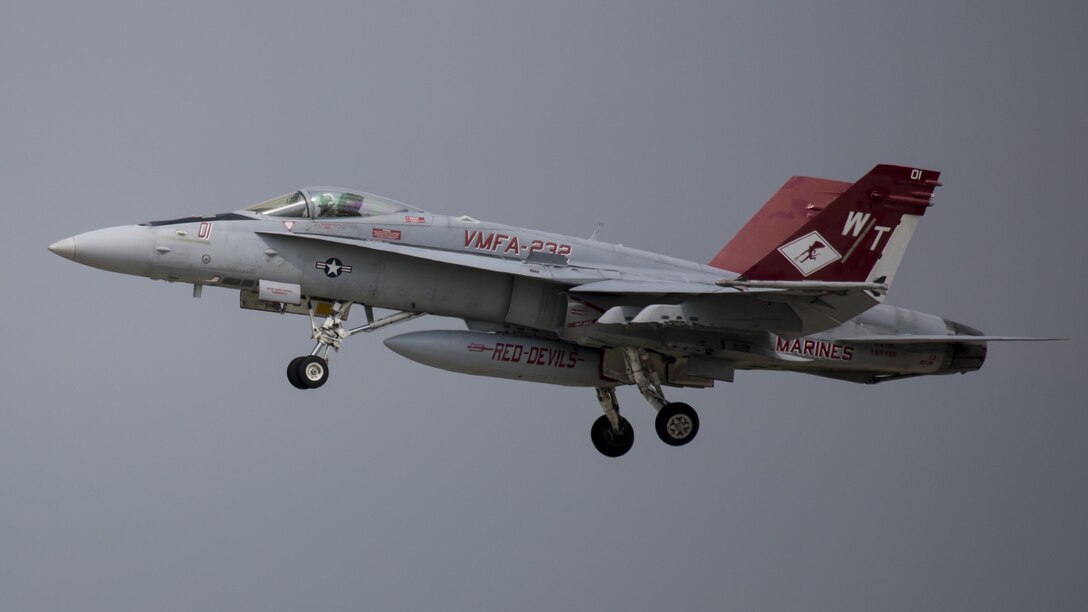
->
489;342;579;368
776;336;854;361
475;232;497;251
504;236;521;254
465;231;572;257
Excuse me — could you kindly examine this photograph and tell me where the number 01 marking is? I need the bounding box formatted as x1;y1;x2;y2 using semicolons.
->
910;169;923;180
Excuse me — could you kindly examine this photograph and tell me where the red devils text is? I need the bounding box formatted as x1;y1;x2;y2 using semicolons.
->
491;342;579;369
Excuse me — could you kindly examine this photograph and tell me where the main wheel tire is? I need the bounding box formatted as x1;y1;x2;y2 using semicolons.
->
286;356;307;389
590;415;634;458
655;402;699;446
296;355;329;389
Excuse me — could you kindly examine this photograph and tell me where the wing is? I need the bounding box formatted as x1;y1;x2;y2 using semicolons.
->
261;231;897;336
571;279;890;335
573;278;889;297
257;229;610;284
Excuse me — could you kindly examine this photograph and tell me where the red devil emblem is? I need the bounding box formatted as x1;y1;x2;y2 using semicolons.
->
797;240;825;263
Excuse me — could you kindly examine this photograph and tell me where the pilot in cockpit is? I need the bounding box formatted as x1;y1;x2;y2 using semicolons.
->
314;192;364;218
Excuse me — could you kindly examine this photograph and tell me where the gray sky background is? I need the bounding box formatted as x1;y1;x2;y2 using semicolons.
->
2;1;1085;610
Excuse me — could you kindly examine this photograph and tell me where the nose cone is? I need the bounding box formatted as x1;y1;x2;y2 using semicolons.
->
48;225;155;276
48;237;76;260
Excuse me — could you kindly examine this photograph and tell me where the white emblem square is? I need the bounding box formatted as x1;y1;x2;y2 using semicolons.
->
777;231;842;276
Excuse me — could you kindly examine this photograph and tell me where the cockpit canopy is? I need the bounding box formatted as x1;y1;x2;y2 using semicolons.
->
244;187;422;219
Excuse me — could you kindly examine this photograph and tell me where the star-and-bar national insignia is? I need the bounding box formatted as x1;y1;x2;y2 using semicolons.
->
316;257;352;278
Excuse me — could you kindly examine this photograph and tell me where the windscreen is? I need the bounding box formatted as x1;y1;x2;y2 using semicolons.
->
244;192;309;217
308;189;414;218
244;188;422;218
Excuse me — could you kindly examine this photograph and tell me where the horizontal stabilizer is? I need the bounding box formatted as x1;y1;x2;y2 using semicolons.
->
717;279;889;295
839;335;1065;344
571;279;889;297
571;280;732;295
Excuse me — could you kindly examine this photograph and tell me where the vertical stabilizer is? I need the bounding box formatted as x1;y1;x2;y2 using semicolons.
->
710;176;850;272
733;165;940;295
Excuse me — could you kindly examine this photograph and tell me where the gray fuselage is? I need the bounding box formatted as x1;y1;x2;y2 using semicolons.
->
54;204;984;387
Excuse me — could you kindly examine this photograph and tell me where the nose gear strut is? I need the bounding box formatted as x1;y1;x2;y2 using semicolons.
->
286;300;425;389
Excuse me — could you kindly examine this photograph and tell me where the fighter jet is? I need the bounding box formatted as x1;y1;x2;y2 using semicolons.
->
48;165;1055;457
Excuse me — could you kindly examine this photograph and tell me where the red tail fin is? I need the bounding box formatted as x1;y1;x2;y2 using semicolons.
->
709;176;850;272
717;165;940;287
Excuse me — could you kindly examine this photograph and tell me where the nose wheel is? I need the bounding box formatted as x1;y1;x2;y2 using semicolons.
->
283;301;426;390
287;355;329;389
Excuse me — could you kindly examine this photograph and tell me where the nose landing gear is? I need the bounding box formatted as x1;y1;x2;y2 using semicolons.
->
285;301;425;390
287;355;330;389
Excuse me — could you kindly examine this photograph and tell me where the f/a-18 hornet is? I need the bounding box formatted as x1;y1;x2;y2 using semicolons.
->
50;165;1054;457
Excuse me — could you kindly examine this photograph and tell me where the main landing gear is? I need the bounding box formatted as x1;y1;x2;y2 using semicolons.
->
591;387;634;457
286;301;424;390
590;348;700;458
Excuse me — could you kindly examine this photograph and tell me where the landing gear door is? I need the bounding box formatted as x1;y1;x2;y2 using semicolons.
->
601;348;630;383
